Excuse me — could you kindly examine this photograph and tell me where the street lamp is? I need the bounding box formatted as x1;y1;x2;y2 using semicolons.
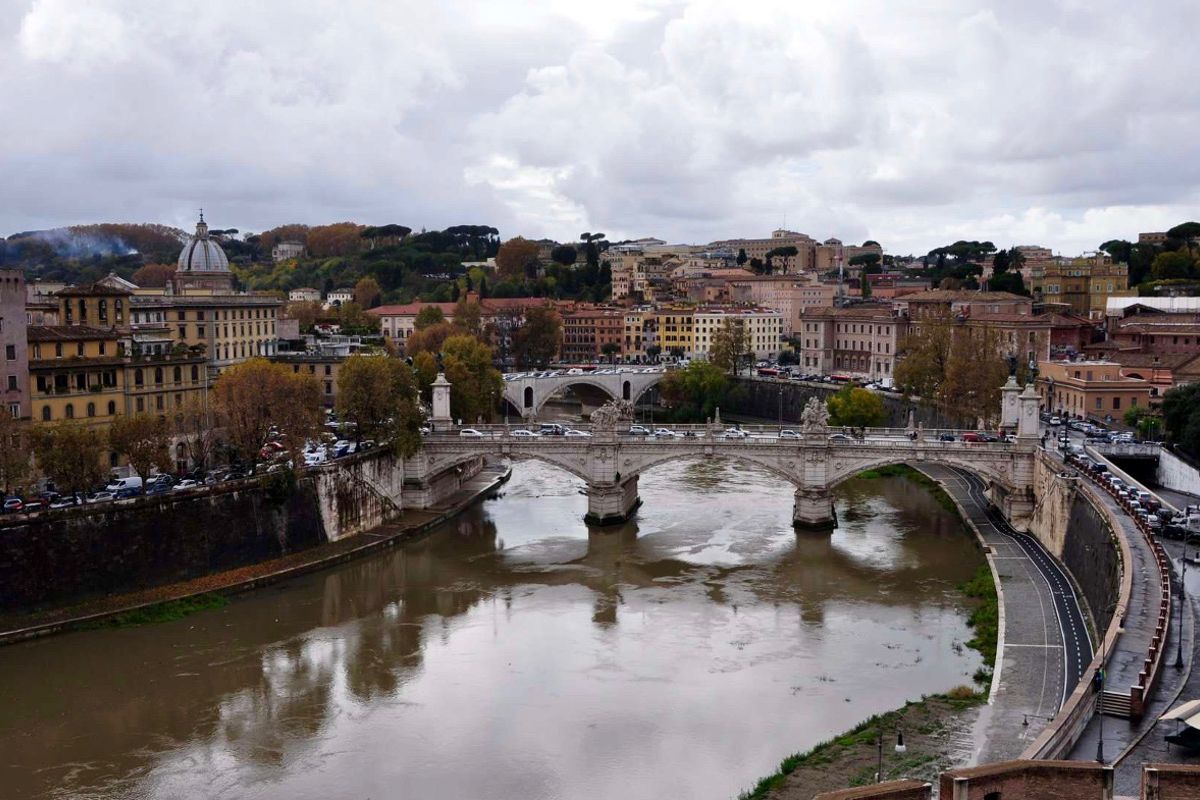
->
1176;540;1188;670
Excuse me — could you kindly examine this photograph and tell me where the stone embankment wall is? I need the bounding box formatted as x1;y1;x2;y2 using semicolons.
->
0;449;482;612
729;377;973;429
1157;446;1200;498
1027;455;1121;635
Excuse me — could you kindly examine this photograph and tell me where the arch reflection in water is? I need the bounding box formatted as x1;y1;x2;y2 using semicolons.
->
0;460;985;800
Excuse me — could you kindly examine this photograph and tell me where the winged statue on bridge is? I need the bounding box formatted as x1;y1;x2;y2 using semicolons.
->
800;397;830;432
590;399;636;431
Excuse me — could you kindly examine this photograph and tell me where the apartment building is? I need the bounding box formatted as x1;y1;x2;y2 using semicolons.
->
896;289;1034;320
692;307;783;361
289;287;321;303
797;306;903;380
1029;253;1134;319
27;326;125;427
273;353;345;409
1037;360;1152;421
621;309;657;362
560;307;624;362
1106;303;1200;356
727;276;836;335
1;270;29;420
708;230;818;273
655;306;695;358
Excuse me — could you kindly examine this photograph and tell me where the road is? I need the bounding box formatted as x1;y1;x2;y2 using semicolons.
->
916;462;1091;762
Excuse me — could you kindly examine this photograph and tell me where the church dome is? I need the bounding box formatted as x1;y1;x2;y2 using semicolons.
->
177;212;229;273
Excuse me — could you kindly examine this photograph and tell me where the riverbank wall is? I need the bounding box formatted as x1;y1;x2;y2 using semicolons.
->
728;377;973;429
0;450;485;613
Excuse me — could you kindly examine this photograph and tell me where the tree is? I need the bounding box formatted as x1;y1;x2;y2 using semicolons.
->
1151;250;1196;281
285;301;325;331
1166;221;1200;243
1162;383;1200;456
766;245;799;273
580;232;607;270
659;360;729;422
941;326;1010;425
213;358;322;469
174;394;219;474
131;262;176;288
645;344;662;363
550;244;577;266
736;248;748;266
709;319;749;374
336;354;423;455
412;350;438;401
0;412;30;494
415;305;446;330
601;341;621;363
405;321;459;357
354;276;382;309
991;249;1010;275
826;385;885;428
108;414;171;488
749;257;765;273
442;335;503;423
894;316;955;404
31;420;106;493
778;349;799;366
496;237;541;278
513;305;563;368
306;222;365;257
453;297;483;337
337;302;381;333
848;252;881;269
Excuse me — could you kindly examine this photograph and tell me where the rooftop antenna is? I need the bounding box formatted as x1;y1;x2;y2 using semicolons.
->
199;207;204;223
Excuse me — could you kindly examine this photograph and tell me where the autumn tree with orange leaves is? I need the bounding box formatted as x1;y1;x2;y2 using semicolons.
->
212;358;322;469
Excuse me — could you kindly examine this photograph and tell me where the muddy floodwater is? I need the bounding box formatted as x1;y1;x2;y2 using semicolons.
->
0;460;984;800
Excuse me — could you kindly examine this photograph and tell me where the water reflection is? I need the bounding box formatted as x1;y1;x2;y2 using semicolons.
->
0;460;983;800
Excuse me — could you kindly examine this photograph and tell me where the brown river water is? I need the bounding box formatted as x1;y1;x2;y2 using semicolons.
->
0;460;983;800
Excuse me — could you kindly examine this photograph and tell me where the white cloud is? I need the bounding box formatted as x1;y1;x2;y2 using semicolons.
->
2;0;1199;254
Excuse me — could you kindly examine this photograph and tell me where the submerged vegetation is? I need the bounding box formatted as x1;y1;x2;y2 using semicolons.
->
80;593;228;629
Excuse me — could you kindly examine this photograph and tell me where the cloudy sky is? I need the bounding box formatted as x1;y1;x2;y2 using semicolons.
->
2;0;1198;255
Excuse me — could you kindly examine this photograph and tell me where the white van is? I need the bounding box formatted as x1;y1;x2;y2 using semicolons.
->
106;476;144;493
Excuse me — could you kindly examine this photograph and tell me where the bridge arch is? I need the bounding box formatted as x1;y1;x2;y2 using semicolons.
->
616;449;803;487
824;450;1016;494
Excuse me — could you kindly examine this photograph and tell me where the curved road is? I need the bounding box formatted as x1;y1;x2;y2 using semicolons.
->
916;463;1093;762
948;466;1092;697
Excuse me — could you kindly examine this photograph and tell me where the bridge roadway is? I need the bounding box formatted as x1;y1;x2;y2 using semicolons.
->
918;463;1091;763
414;423;1040;529
501;368;666;418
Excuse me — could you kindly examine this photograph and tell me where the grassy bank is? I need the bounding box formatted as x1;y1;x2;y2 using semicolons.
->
959;564;999;686
79;593;228;630
736;687;986;799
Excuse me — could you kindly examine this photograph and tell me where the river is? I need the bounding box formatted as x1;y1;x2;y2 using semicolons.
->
0;460;984;800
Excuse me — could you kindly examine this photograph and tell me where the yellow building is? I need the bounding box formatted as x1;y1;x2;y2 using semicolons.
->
655;306;695;358
1030;255;1135;320
28;326;125;426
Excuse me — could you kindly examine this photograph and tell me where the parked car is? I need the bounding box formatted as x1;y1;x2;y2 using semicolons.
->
961;433;984;443
937;433;956;442
509;429;539;438
2;497;24;513
779;429;801;440
105;476;144;493
1049;417;1062;426
828;433;853;442
628;425;652;436
723;428;749;439
114;487;140;499
565;429;593;438
459;428;485;438
86;491;115;504
173;479;201;492
652;428;679;438
538;423;567;436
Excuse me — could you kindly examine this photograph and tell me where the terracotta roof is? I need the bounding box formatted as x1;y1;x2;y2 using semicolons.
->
1108;352;1200;370
27;325;118;342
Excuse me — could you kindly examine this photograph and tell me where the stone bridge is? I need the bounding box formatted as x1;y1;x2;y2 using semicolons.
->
413;385;1042;528
501;368;666;418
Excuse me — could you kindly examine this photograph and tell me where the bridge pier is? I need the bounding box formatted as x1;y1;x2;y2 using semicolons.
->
584;475;641;526
793;488;837;530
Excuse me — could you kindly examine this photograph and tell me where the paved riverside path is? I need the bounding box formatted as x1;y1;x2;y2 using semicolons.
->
917;463;1086;764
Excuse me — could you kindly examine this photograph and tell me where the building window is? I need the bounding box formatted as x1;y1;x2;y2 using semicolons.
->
178;326;187;339
7;376;15;391
324;364;332;376
191;365;199;382
107;401;116;415
76;342;84;356
4;344;13;361
87;402;95;417
65;403;74;419
136;398;144;412
1113;397;1121;410
99;341;106;355
135;369;144;386
156;395;164;411
173;366;182;383
41;406;50;421
154;367;163;384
